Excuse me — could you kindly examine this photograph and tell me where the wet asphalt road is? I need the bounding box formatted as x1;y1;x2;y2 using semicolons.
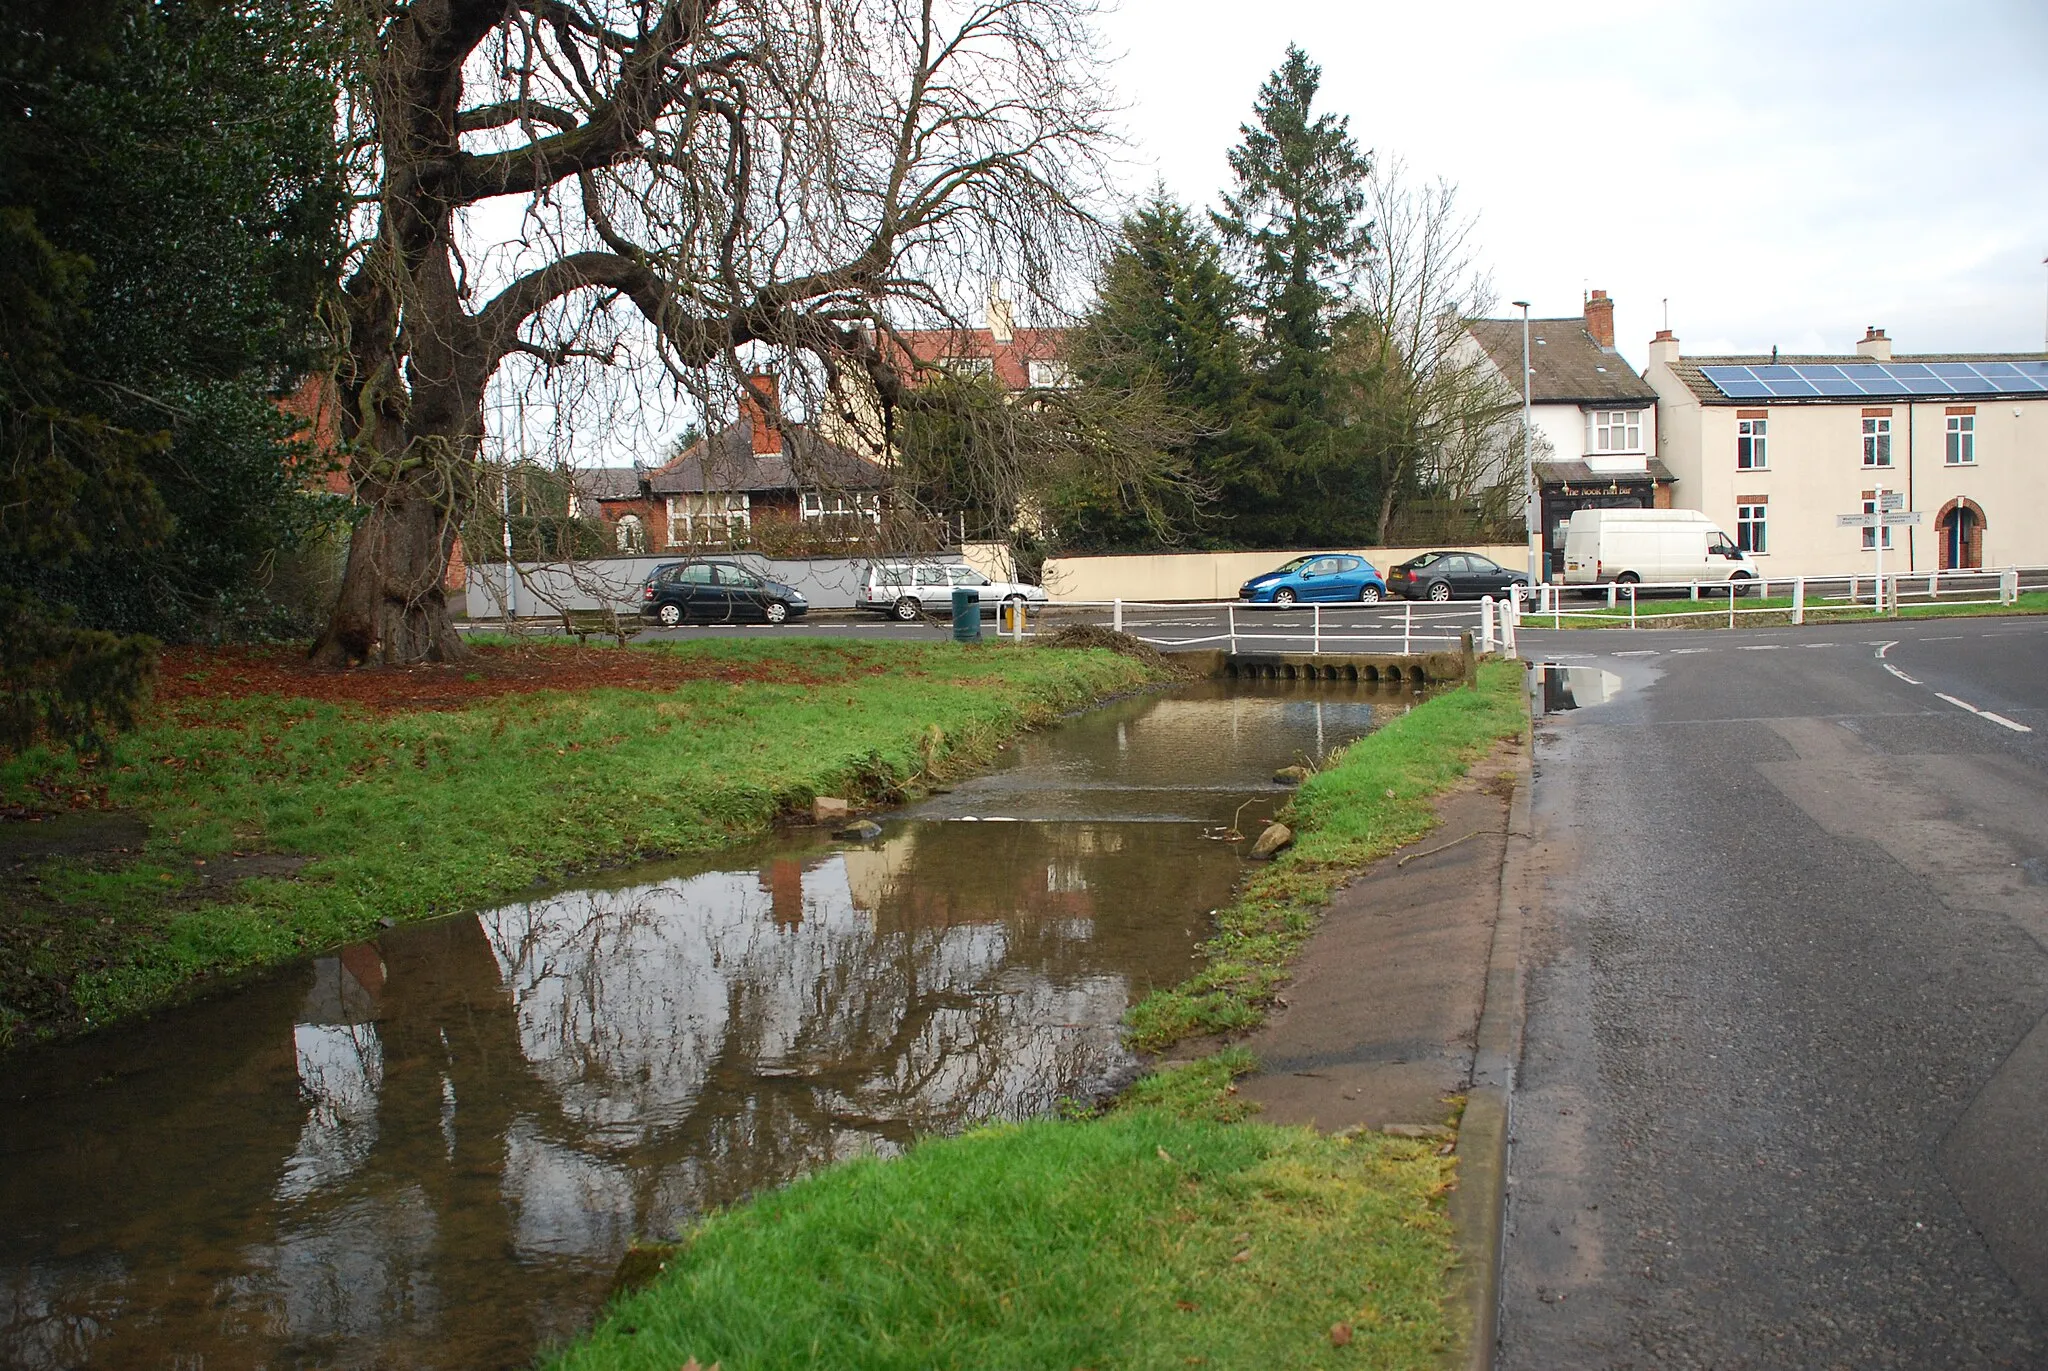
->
1501;615;2048;1368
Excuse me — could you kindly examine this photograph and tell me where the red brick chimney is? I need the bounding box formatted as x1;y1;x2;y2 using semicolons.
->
1583;289;1615;349
737;373;781;454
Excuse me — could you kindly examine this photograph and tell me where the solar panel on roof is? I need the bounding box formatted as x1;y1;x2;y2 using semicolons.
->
1699;359;2048;400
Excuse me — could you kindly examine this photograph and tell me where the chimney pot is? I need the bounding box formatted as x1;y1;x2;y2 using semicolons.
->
1855;327;1893;362
1583;290;1616;349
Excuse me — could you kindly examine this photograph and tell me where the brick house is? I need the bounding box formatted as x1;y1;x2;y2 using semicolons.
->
1467;291;1674;581
570;376;891;552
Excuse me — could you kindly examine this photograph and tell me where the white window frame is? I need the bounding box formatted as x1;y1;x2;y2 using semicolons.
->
614;513;645;552
1586;409;1645;454
1736;502;1767;554
938;356;994;379
1861;497;1892;550
1862;416;1892;467
1026;360;1075;389
1946;414;1975;465
1736;417;1767;471
666;492;751;545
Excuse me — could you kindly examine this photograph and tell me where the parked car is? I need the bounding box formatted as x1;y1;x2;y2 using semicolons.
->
1238;553;1386;606
640;559;809;625
859;562;1049;620
1561;508;1756;589
1387;551;1528;602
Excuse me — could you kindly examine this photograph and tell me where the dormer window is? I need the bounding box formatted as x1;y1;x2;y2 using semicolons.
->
1026;360;1074;388
1586;409;1644;454
938;356;993;379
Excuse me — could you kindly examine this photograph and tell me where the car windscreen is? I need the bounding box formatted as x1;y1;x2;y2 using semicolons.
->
1272;557;1314;573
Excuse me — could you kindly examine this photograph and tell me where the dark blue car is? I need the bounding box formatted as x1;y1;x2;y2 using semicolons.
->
1238;554;1386;606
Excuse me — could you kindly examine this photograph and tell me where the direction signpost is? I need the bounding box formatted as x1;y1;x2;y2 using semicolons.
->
1834;483;1921;613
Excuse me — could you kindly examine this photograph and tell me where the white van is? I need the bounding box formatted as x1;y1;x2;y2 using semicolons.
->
1562;509;1757;588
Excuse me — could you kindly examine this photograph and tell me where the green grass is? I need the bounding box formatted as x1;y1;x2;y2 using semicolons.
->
1536;588;2048;628
548;1075;1456;1371
0;638;1151;1042
1125;660;1529;1051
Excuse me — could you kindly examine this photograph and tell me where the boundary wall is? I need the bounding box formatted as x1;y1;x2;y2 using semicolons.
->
1041;546;1529;602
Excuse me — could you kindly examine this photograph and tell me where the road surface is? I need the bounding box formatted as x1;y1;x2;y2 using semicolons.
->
1501;615;2048;1368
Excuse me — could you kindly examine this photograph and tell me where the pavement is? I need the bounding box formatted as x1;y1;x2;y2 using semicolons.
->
1499;614;2048;1368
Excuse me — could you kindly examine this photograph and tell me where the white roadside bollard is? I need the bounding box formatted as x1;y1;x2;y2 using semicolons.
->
1113;598;1123;634
1792;577;1806;625
1481;596;1496;654
2003;568;2020;605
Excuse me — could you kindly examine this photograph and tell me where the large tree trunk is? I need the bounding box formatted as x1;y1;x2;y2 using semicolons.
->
310;463;470;666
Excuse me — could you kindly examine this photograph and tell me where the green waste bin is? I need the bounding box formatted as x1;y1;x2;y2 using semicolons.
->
951;587;982;642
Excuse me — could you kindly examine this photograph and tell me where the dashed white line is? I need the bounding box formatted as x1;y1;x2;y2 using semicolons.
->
1884;664;1923;685
1612;649;1658;657
1933;692;2033;733
1738;644;1784;651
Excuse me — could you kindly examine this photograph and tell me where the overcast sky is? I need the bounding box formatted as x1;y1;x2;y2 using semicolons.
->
1090;0;2048;369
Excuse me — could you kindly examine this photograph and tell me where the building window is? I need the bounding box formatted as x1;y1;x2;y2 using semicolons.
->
800;490;881;540
614;513;646;552
1736;502;1767;554
1736;417;1767;470
1861;498;1892;551
1026;360;1075;389
937;356;994;379
1946;414;1975;465
1862;416;1892;466
667;492;750;545
1587;410;1644;453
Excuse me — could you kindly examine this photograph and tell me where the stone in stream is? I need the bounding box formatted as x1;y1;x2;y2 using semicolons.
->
834;820;884;842
1272;765;1311;786
812;796;850;823
1249;822;1294;860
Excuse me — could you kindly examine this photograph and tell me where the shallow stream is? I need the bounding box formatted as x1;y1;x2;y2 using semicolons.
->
0;678;1420;1369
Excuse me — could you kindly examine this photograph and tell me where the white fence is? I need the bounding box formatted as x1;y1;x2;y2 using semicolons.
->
1016;597;1518;656
1521;563;2043;629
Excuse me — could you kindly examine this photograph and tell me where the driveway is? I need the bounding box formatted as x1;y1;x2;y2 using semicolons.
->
1500;616;2048;1367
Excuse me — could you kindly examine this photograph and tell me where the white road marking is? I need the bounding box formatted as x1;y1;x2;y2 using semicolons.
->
1933;692;2034;733
1875;641;1898;658
1738;645;1784;651
1666;648;1715;655
1612;649;1658;657
1920;635;1964;642
1884;664;1923;685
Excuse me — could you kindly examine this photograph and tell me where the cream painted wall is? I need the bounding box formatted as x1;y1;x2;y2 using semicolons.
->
1648;356;2048;577
1039;546;1529;602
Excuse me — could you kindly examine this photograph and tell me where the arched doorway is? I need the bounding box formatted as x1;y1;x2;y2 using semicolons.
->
1935;499;1985;570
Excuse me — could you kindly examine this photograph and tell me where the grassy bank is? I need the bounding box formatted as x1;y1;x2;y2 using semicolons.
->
1127;660;1529;1051
549;1057;1456;1371
0;638;1152;1045
1536;588;2048;628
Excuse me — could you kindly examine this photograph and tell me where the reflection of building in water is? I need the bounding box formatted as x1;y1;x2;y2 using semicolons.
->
472;829;1157;1257
279;946;388;1202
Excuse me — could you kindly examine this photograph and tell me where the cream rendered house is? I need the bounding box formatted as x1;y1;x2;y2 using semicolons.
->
1648;326;2048;577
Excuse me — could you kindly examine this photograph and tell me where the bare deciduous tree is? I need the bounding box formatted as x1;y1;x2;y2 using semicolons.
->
1334;157;1524;546
315;0;1113;665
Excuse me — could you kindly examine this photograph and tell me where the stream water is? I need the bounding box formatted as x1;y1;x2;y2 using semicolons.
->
0;678;1422;1369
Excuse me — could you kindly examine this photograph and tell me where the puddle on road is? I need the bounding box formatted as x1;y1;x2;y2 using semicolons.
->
1533;664;1626;714
0;677;1419;1369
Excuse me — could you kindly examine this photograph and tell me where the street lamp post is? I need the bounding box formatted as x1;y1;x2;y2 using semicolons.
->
1512;300;1537;583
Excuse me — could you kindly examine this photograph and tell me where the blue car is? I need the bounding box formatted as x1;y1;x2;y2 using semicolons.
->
1238;553;1386;606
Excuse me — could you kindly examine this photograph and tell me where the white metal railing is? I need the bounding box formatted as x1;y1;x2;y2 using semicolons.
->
1521;563;2041;630
1014;596;1511;656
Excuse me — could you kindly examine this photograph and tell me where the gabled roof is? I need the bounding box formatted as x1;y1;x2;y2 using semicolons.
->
1468;318;1658;407
1665;352;2048;405
571;466;647;502
648;423;888;495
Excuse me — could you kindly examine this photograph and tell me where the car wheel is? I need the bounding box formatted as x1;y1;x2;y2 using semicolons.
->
764;599;789;625
1615;572;1640;586
893;597;922;622
1357;584;1381;603
1426;581;1452;602
1273;587;1297;606
1730;572;1755;598
657;603;682;627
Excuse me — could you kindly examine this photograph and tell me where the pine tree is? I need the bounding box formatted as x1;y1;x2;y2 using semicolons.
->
1060;191;1247;549
1212;45;1377;546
